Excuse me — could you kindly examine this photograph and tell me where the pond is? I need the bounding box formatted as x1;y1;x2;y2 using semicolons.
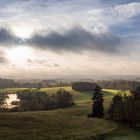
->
4;94;20;108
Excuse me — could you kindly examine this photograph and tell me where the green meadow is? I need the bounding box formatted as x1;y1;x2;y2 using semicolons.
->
0;87;139;140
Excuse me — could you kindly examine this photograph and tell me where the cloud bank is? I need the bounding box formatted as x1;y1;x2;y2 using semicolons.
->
0;26;124;55
27;27;123;54
0;28;21;46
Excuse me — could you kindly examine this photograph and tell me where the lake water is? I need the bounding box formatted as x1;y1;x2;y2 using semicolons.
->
5;94;19;108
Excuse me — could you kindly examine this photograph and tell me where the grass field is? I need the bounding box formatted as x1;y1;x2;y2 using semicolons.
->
0;87;139;140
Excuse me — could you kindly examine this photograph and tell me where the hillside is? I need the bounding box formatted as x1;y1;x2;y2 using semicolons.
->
0;87;140;140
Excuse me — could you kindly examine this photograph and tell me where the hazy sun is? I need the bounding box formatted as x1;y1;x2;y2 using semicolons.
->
7;46;31;64
13;26;33;38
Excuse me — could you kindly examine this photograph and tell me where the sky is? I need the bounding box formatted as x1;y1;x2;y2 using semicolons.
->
0;0;140;79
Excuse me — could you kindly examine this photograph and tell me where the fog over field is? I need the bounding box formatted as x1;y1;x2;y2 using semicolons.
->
0;0;139;79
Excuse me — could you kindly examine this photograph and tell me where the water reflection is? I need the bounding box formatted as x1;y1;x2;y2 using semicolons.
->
5;94;19;108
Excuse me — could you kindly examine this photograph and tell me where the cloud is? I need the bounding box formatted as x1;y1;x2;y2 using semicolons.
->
114;2;140;18
0;27;22;46
87;2;140;26
0;56;7;63
54;63;60;67
0;50;7;63
27;58;60;68
27;58;46;64
27;26;123;54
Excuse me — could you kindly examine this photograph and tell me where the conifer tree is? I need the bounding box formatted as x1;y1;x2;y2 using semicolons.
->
88;85;104;118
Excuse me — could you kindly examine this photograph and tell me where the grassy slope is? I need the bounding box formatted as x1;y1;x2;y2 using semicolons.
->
0;87;139;140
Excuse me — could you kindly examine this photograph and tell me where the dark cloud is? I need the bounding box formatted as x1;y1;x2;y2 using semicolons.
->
27;27;123;54
0;28;22;46
27;58;60;67
54;64;60;67
27;59;46;64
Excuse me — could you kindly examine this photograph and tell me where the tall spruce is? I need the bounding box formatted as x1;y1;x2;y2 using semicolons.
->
88;85;104;118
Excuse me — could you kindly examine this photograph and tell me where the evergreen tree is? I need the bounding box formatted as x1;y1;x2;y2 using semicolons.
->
88;85;104;118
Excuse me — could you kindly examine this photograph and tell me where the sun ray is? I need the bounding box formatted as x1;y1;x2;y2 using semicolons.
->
7;46;31;64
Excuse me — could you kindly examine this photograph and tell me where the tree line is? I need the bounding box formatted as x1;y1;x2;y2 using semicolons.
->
98;80;140;90
88;83;140;128
0;88;74;112
0;78;71;88
108;86;140;127
72;82;96;91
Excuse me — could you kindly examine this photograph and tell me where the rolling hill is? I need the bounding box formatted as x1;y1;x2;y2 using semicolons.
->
0;87;139;140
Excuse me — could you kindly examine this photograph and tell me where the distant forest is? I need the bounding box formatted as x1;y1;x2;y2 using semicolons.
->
0;78;140;90
0;78;70;88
